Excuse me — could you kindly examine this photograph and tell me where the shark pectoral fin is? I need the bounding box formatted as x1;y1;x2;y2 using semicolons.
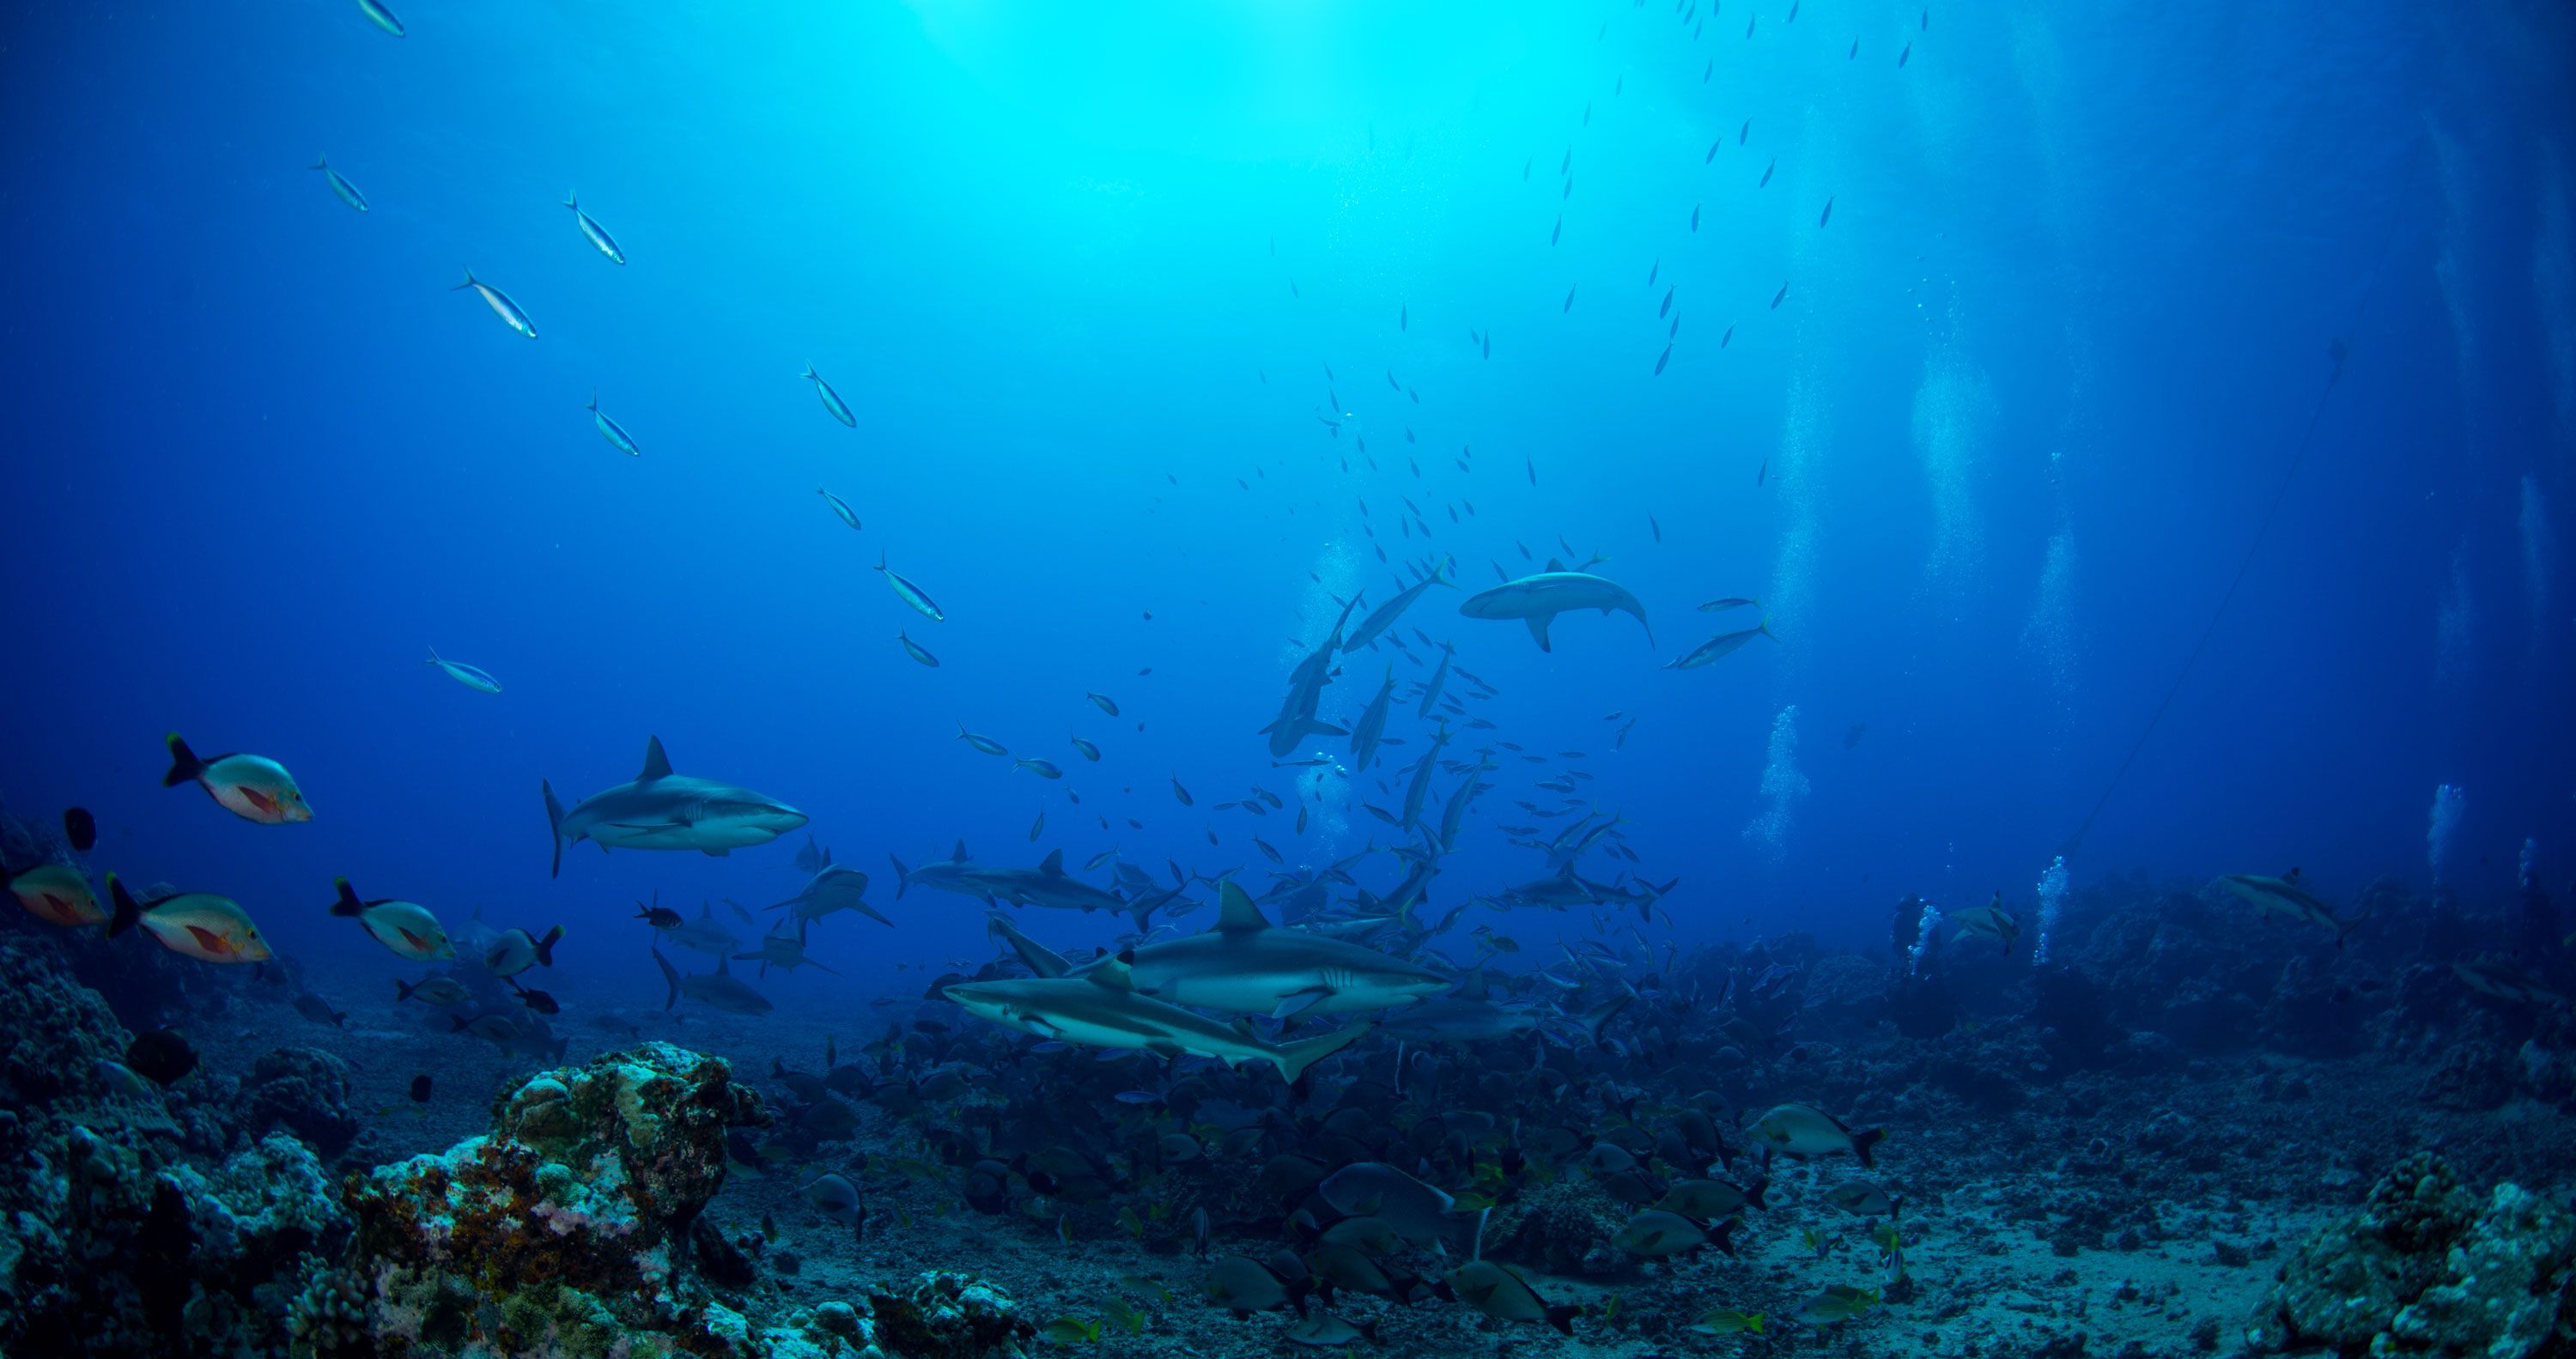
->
1272;986;1334;1019
1145;1040;1186;1062
1524;614;1553;652
702;847;730;857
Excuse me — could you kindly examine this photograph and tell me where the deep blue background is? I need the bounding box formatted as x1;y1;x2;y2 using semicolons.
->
3;0;2570;1015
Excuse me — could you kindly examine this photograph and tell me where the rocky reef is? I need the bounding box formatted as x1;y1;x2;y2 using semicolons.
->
0;937;352;1356
328;1040;821;1357
2247;1151;2576;1358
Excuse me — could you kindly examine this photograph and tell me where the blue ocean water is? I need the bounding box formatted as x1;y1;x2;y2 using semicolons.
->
3;0;2570;1016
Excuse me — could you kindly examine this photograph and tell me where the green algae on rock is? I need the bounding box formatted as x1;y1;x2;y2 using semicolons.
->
2248;1150;2576;1358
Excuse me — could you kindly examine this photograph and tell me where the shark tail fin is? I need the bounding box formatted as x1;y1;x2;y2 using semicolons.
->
653;948;680;1011
1274;1022;1371;1085
563;190;578;209
533;925;564;968
543;780;567;878
888;852;909;900
1128;895;1159;932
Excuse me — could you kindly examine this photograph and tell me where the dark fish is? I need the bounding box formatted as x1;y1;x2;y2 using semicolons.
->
512;981;561;1015
1691;203;1700;231
1899;41;1911;66
293;993;346;1027
409;1074;433;1102
1820;197;1834;227
1771;282;1788;309
1562;284;1576;312
637;901;683;929
1551;215;1562;246
1759;157;1775;188
125;1028;197;1085
1659;286;1674;318
1704;141;1719;164
1655;344;1672;376
1722;325;1734;348
1174;778;1194;806
64;808;97;853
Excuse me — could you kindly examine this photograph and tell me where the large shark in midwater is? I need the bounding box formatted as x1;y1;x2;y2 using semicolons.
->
542;736;806;877
1261;594;1360;758
653;946;774;1015
942;957;1371;1083
1458;559;1652;652
1069;881;1449;1018
892;845;1143;926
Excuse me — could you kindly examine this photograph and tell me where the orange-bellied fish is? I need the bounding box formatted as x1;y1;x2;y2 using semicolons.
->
163;733;311;823
329;876;456;961
109;876;273;963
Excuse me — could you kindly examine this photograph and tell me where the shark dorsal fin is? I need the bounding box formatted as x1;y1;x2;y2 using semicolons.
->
1215;881;1271;932
953;840;970;862
1088;950;1136;992
1545;557;1566;572
638;736;674;781
1040;848;1065;876
715;951;731;975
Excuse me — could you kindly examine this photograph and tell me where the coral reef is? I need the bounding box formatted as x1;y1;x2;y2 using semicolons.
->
0;933;351;1356
2248;1151;2576;1357
1489;1173;1627;1274
864;1271;1033;1359
334;1040;814;1356
237;1045;363;1157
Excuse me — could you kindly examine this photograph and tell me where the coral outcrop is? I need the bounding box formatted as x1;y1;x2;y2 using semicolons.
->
0;936;351;1356
2247;1151;2576;1357
331;1040;817;1357
864;1271;1034;1359
1488;1173;1627;1275
237;1045;363;1157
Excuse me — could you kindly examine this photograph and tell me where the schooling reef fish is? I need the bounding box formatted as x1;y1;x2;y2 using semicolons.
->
163;733;311;824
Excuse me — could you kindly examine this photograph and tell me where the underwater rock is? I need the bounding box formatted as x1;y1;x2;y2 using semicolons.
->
337;1040;781;1356
2250;1150;2575;1357
0;936;135;1107
865;1271;1034;1359
236;1044;362;1156
0;931;350;1357
1488;1173;1629;1275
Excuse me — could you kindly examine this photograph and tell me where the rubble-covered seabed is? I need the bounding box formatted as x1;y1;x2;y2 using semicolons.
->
2;861;2571;1358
